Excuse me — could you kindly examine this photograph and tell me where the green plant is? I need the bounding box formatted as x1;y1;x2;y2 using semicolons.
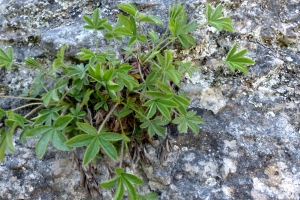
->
0;3;254;200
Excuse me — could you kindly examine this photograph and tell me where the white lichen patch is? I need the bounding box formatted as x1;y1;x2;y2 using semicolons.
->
199;87;228;114
222;158;237;178
252;162;299;199
184;162;200;175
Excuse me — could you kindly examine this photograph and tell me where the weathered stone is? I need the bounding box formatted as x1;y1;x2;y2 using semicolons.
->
1;0;300;199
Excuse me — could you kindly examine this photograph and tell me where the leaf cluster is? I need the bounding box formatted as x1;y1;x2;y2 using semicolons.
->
0;3;255;200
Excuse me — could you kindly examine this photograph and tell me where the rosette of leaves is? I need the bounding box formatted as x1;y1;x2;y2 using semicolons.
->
0;2;255;200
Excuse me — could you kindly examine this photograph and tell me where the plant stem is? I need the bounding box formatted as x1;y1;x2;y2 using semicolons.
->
97;103;118;134
24;104;44;119
156;38;176;52
0;95;42;101
95;30;98;54
136;42;145;82
11;102;44;111
119;139;124;168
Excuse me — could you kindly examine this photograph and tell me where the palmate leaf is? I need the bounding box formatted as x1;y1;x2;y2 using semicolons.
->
26;116;74;158
168;3;196;48
206;4;234;33
100;168;144;200
156;51;182;85
83;8;107;30
32;107;60;126
144;98;178;120
225;43;255;74
140;116;169;137
0;47;14;70
65;122;122;164
173;110;203;134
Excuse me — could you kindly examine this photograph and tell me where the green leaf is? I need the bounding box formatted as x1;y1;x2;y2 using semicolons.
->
0;108;5;120
123;178;137;200
122;173;144;185
144;91;173;100
148;30;159;43
100;132;123;141
98;138;118;160
92;8;100;25
114;27;134;36
173;111;203;134
0;47;14;70
128;37;137;47
33;108;60;126
100;176;119;189
137;35;147;43
206;4;234;32
156;99;178;107
107;81;121;91
157;82;172;93
26;126;53;138
138;193;159;200
119;3;138;16
35;131;52;158
118;14;134;33
178;34;195;49
136;13;163;25
83;8;107;31
225;44;255;74
182;20;197;33
52;130;71;151
80;89;94;107
70;107;86;119
10;112;27;128
77;49;95;61
103;69;114;82
115;168;125;175
83;15;94;28
54;115;73;130
76;122;98;135
24;58;43;70
114;107;133;118
54;79;69;90
114;179;125;200
83;137;100;165
140;118;166;137
51;44;67;73
65;134;95;147
169;2;184;19
0;128;6;161
42;89;59;107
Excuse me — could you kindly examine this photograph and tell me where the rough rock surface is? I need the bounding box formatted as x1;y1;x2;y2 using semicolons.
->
0;0;300;199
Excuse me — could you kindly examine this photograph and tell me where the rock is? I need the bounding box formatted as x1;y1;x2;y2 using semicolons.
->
1;0;300;199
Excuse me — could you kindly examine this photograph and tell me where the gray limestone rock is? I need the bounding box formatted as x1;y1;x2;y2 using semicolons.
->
0;0;300;199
